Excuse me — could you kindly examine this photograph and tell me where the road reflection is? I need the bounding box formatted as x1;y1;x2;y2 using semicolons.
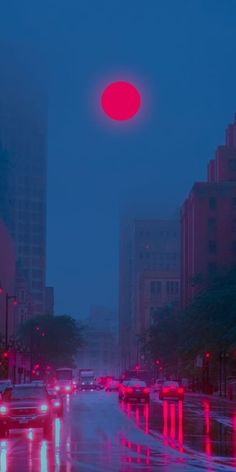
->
0;441;7;472
162;400;184;452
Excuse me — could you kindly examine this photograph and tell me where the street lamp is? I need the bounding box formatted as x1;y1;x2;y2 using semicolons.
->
5;293;17;351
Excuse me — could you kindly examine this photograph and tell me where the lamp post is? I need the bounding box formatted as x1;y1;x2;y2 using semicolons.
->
5;293;17;351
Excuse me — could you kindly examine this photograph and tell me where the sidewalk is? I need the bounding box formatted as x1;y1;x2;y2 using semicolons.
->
186;391;236;405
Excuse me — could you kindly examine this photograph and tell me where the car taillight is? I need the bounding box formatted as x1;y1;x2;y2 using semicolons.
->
40;404;48;413
178;387;184;394
162;387;169;394
143;387;150;394
0;406;7;415
126;387;133;393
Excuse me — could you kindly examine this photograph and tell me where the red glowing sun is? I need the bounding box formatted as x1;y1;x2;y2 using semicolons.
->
101;81;141;121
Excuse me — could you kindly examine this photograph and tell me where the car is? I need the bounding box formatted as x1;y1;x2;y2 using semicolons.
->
105;380;120;392
159;381;184;401
47;388;64;418
79;380;97;391
55;382;73;395
121;380;150;404
0;384;53;438
153;379;164;393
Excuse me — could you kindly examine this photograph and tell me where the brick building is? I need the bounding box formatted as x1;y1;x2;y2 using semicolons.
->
181;114;236;307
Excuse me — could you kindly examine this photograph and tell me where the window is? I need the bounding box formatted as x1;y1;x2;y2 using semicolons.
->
208;218;216;231
166;281;179;295
209;197;216;210
208;240;216;254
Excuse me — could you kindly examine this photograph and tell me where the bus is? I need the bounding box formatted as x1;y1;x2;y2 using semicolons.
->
55;368;74;394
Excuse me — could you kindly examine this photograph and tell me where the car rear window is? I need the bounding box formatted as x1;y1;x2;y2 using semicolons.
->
128;380;146;387
163;381;179;388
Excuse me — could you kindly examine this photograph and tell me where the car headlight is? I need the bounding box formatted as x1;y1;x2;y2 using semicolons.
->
40;404;48;413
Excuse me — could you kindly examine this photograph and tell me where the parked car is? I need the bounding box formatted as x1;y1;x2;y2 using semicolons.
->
47;388;64;417
121;379;150;404
0;384;53;438
105;380;120;392
159;381;184;401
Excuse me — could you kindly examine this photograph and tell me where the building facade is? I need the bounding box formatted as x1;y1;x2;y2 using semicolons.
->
181;114;236;307
0;55;47;317
77;305;118;377
119;219;180;371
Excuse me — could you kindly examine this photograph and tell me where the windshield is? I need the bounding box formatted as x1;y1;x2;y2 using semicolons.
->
9;387;47;401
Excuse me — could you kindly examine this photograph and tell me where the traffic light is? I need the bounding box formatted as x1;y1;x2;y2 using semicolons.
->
205;352;211;360
155;359;160;365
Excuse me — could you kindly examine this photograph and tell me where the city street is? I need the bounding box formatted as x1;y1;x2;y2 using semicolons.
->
2;391;236;472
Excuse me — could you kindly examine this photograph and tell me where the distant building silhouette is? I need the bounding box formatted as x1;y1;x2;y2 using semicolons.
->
119;219;180;371
0;50;47;317
181;114;236;307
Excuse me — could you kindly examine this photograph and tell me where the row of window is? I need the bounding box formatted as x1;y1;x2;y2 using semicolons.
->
208;218;236;232
18;246;44;256
208;240;236;255
150;280;179;295
139;230;177;238
139;252;178;261
209;196;236;210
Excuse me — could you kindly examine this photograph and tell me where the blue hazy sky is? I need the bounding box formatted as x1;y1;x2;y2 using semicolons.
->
0;1;236;318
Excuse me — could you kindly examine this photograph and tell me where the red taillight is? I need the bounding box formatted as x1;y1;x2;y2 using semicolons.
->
162;387;169;394
143;387;150;394
178;387;184;394
126;387;133;393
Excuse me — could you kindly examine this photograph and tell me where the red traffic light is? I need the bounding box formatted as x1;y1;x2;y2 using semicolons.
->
205;352;211;359
2;352;9;359
155;359;160;365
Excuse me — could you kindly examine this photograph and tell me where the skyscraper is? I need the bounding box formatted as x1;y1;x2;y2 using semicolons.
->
119;219;180;371
0;50;47;317
181;114;236;308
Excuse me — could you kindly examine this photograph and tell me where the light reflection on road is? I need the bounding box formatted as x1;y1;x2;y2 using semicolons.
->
1;392;236;471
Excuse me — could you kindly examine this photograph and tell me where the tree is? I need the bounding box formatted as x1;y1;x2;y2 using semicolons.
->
18;315;84;371
145;267;236;380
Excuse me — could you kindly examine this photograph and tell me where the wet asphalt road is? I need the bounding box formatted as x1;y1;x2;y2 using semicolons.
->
1;390;236;472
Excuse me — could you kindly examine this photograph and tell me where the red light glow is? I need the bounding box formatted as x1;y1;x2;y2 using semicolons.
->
101;81;141;121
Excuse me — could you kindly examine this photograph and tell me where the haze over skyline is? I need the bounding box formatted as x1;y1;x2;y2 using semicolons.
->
0;1;236;318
